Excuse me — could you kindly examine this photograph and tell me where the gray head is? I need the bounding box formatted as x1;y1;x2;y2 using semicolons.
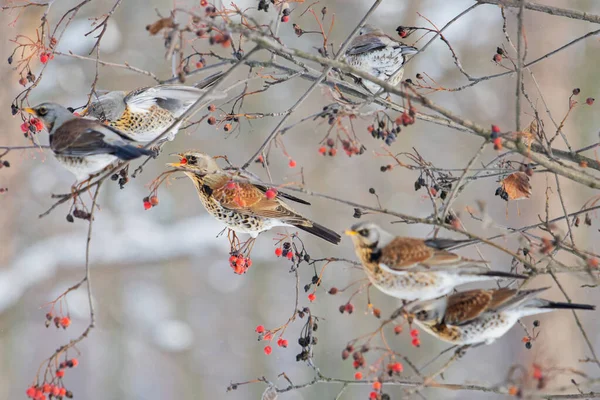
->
167;151;222;175
24;102;76;134
344;221;394;249
359;24;383;36
405;297;448;325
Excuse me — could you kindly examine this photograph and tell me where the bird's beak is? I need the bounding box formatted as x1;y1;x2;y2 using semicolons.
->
344;230;358;236
166;153;187;168
23;107;36;116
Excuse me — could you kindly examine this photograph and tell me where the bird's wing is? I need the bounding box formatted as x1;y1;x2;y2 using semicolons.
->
378;237;464;270
441;289;500;326
84;91;128;121
124;85;226;117
345;34;389;56
51;119;137;156
254;184;311;205
205;176;309;224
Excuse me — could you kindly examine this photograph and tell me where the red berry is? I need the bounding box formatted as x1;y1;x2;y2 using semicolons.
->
42;384;51;393
59;317;71;328
410;328;419;338
149;196;159;206
51;387;60;397
352;360;360;368
200;0;208;5
587;97;595;106
40;53;49;64
281;339;288;348
196;61;204;69
208;104;216;112
264;332;273;341
354;372;363;380
491;125;501;133
19;77;27;86
493;137;503;150
286;251;293;260
308;293;316;302
277;338;283;347
208;116;216;125
26;387;36;398
411;337;421;347
143;201;152;210
255;325;265;334
70;358;79;367
394;326;403;335
344;303;354;313
533;364;543;380
264;345;272;355
281;15;290;23
329;148;337;156
20;122;29;133
372;381;381;390
288;159;296;168
275;247;283;257
493;54;502;63
369;392;378;399
392;362;403;373
318;146;327;155
225;181;236;189
56;369;65;378
265;188;277;200
58;388;66;396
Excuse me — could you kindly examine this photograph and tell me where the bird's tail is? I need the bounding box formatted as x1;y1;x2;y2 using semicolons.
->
111;144;156;161
539;301;595;311
479;270;528;280
400;46;419;56
294;222;341;245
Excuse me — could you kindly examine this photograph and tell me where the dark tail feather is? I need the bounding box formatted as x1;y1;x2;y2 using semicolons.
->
194;72;225;89
424;238;477;250
480;270;528;280
295;222;341;245
542;301;595;311
112;145;156;161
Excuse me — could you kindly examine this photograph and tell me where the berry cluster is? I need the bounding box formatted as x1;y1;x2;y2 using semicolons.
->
410;328;420;347
20;117;44;137
491;124;502;150
66;208;92;223
229;253;252;274
414;175;452;200
142;195;159;210
367;109;415;146
318;138;338;157
26;383;72;400
110;168;129;189
274;241;295;260
281;4;291;23
295;308;318;362
521;319;540;350
45;312;71;329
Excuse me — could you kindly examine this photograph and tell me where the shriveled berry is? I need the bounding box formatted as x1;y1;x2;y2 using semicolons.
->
587;97;595;105
150;196;159;206
208;116;216;125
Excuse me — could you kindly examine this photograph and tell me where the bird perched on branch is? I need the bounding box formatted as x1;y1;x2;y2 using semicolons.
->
344;24;418;93
345;222;525;301
167;151;341;244
406;287;595;345
24;103;154;181
81;72;226;143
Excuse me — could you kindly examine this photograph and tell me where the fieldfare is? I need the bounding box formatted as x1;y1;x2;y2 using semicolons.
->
344;24;418;93
345;222;525;301
81;72;225;142
24;102;154;181
168;151;341;244
407;287;595;345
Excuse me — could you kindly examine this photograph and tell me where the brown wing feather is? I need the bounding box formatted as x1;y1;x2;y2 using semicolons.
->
442;289;494;326
346;34;388;56
379;238;464;270
51;119;115;156
206;175;310;225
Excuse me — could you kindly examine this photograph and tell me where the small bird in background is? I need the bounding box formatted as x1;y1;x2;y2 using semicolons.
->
81;72;225;143
345;222;525;301
168;151;341;244
24;103;154;181
406;287;595;345
344;24;418;93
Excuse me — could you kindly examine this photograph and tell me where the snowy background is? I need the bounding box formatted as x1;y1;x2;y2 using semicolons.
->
1;0;600;399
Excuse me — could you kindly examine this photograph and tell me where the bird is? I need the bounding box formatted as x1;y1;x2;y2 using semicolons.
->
344;222;526;302
80;72;225;143
344;24;418;93
406;287;595;346
24;102;154;181
167;151;341;244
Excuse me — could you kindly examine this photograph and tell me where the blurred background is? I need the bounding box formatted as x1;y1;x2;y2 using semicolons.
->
1;0;600;399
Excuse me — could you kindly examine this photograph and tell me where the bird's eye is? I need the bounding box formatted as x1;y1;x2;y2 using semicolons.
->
187;156;197;165
359;229;369;237
38;107;48;116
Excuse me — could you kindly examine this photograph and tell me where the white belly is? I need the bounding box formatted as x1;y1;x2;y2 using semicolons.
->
56;154;117;181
